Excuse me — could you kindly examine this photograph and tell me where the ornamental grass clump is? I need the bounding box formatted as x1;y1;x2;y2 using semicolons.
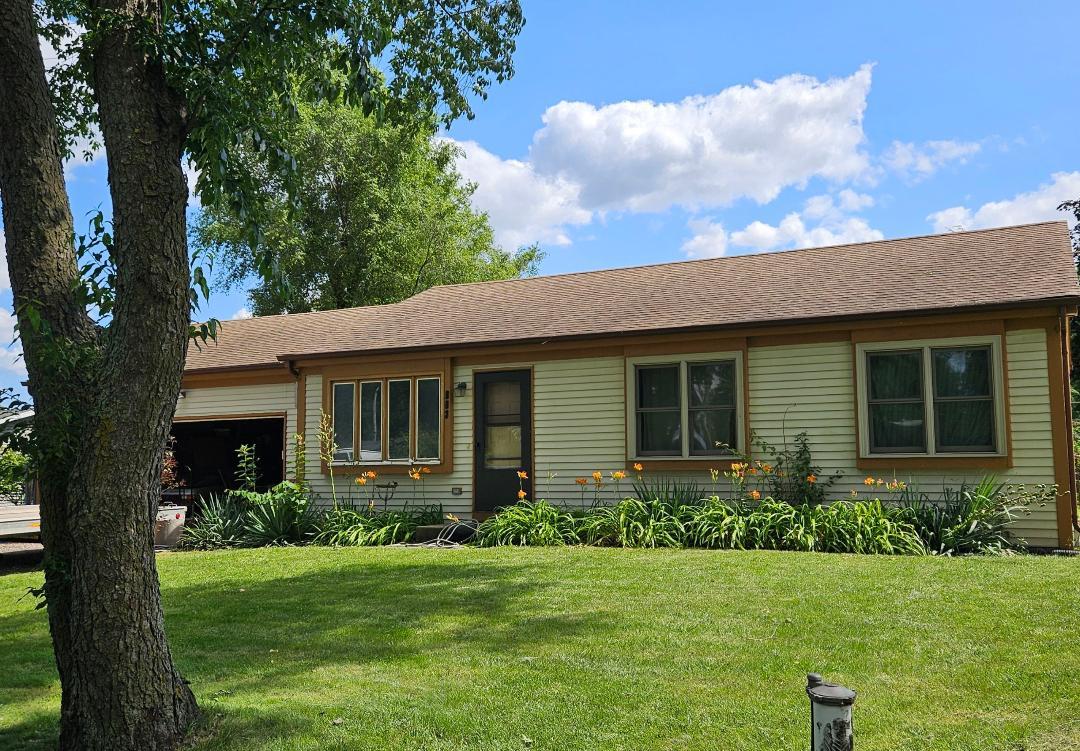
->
576;497;686;548
895;477;1049;555
315;504;442;547
474;500;580;547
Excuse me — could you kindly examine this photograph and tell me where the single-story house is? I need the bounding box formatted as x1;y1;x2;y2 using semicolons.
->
176;221;1080;549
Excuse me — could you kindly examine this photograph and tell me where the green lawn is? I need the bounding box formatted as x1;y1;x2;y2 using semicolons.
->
1;547;1077;750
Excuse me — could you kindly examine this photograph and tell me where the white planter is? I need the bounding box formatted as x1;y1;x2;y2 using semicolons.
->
155;504;187;548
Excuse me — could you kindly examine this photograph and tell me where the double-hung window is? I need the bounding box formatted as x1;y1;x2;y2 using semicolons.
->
858;338;1004;457
331;375;443;464
628;352;742;459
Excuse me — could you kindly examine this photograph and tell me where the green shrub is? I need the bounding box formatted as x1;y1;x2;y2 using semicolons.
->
181;481;318;549
577;497;686;548
475;500;580;547
315;505;442;546
180;493;247;550
0;448;28;496
631;477;706;508
682;498;750;549
896;478;1048;555
242;483;319;546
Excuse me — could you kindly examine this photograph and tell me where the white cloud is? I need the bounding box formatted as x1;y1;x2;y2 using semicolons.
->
449;66;877;249
928;171;1080;233
529;65;875;213
883;139;981;181
184;159;201;208
683;189;882;258
449;139;592;248
681;219;729;259
0;309;26;378
729;213;883;252
0;232;10;294
231;308;253;320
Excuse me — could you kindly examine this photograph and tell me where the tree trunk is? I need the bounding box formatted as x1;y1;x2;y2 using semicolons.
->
0;0;199;748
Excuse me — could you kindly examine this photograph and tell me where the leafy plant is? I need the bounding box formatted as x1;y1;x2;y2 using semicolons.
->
751;431;840;506
315;504;443;546
896;478;1048;555
0;448;29;496
180;493;246;551
474;500;580;547
235;443;259;492
631;476;706;508
577;497;686;548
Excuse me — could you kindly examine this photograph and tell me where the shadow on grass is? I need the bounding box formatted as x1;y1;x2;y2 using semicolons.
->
1;554;603;749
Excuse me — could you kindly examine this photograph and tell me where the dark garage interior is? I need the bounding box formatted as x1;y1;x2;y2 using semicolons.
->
168;417;285;501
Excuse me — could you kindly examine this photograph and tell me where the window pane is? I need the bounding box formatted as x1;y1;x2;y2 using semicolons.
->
637;365;680;409
332;383;354;461
868;351;922;400
484;425;522;469
688;362;735;407
637;410;681;455
869;402;926;452
359;381;382;461
416;378;441;460
933;347;991;398
388;380;411;460
690;409;736;455
485;381;520;422
935;400;995;452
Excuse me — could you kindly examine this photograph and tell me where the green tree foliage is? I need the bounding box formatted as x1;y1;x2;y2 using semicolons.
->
192;103;541;315
1;1;524;747
0;448;29;496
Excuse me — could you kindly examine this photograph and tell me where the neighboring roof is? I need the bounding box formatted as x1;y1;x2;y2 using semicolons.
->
185;221;1079;372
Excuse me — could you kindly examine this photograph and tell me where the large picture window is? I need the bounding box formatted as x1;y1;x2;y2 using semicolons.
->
628;353;741;460
331;375;443;464
859;339;1003;457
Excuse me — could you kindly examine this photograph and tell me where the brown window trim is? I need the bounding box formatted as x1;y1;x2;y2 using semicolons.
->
855;455;1012;471
319;359;453;475
851;324;1014;472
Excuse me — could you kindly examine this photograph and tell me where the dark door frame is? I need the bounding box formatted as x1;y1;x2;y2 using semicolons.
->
472;368;533;515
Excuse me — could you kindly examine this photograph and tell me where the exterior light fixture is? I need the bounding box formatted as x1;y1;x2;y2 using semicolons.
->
454;381;468;398
806;673;856;751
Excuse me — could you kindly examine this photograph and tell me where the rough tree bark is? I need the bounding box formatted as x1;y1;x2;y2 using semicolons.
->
0;0;199;748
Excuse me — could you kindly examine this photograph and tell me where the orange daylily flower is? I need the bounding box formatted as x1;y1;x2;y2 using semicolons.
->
408;469;421;481
750;490;761;501
420;466;431;474
591;471;603;482
611;470;626;481
575;477;589;486
517;470;528;480
806;474;817;484
517;489;527;500
633;462;644;472
355;476;368;486
864;476;876;486
365;470;377;479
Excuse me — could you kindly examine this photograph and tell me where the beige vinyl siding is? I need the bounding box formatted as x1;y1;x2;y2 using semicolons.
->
194;327;1062;546
173;382;298;474
745;330;1059;547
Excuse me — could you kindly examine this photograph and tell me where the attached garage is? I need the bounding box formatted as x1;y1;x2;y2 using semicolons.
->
170;415;285;498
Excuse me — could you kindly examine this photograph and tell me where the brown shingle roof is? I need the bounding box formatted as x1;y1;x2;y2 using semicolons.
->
185;221;1079;372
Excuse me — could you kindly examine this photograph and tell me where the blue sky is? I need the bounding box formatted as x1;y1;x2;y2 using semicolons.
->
1;0;1078;397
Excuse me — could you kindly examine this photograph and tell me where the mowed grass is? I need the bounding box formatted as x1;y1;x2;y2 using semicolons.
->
1;547;1077;750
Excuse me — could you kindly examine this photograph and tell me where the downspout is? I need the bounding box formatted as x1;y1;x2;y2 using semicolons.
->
1061;306;1080;538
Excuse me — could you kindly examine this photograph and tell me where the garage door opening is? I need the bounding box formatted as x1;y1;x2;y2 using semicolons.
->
169;416;285;500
